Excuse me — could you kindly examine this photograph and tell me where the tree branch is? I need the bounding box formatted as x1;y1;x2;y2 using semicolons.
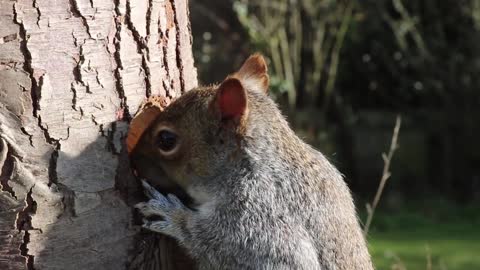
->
363;116;402;237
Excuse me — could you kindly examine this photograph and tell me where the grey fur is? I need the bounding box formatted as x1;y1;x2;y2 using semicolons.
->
136;75;373;269
134;54;373;270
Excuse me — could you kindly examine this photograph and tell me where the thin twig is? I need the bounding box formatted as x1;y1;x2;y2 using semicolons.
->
391;253;407;270
363;116;402;237
425;245;432;270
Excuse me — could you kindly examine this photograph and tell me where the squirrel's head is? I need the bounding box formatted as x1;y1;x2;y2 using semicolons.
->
132;54;270;192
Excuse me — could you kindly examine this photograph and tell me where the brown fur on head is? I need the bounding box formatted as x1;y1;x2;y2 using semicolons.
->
131;54;269;193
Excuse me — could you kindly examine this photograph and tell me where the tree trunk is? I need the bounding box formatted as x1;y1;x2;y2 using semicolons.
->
0;0;197;269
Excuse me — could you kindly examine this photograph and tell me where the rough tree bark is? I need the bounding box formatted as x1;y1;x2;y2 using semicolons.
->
0;0;197;269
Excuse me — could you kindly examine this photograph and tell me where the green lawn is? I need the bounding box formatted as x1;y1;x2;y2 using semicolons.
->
364;204;480;270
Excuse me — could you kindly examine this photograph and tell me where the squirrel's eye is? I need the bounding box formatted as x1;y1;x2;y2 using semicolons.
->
156;129;178;153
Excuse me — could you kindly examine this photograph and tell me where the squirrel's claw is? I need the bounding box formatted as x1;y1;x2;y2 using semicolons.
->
135;201;160;217
142;219;172;234
141;179;164;200
135;195;172;217
137;180;189;239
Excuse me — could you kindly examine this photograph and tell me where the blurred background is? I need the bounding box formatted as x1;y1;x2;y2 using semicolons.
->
189;0;480;269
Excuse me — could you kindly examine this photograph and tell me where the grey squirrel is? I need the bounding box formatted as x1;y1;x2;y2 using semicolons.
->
133;54;374;269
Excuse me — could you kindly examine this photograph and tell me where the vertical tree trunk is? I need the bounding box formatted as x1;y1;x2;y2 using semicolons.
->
0;0;197;269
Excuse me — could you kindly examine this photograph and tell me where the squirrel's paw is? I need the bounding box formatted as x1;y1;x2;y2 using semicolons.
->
140;179;165;200
141;218;181;237
135;180;189;239
135;193;185;218
136;196;188;239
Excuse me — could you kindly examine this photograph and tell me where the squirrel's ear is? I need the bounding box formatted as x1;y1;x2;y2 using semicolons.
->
215;78;248;123
235;53;269;94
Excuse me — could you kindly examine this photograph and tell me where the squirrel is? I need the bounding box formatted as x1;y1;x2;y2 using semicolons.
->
133;54;374;270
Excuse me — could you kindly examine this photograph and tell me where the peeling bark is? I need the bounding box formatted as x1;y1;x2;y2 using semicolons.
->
0;0;197;269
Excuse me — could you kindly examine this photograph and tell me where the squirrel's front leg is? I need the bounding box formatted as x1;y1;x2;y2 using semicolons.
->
135;180;191;242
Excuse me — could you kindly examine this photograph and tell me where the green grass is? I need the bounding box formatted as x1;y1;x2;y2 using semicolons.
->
365;203;480;270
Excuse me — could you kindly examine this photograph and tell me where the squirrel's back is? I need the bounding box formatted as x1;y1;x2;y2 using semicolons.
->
205;89;373;269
